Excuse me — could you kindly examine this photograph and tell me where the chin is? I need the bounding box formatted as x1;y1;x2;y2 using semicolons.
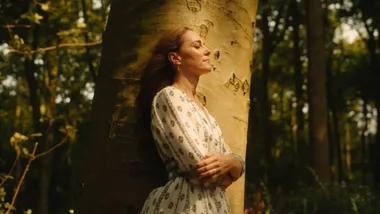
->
199;68;212;75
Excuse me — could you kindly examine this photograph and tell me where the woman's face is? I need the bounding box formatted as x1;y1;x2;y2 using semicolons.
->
176;30;212;76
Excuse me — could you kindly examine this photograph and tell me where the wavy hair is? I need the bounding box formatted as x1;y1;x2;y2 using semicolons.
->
134;27;190;183
135;26;190;134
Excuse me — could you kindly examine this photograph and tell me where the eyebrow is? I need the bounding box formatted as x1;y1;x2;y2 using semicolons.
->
191;40;202;45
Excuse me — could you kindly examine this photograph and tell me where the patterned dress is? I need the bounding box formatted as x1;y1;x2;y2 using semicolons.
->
141;86;240;214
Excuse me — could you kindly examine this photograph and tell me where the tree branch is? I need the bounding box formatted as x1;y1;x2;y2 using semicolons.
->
2;25;31;28
32;135;69;160
6;40;102;55
0;158;18;187
3;132;70;213
5;143;38;214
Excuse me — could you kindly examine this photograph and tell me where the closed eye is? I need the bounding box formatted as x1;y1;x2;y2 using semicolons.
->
192;40;202;49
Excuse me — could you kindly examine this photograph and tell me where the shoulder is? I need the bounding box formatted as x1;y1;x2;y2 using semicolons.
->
154;86;187;104
152;86;194;114
156;86;177;98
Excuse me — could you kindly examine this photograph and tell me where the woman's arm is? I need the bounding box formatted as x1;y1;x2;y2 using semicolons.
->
196;152;245;182
151;88;209;183
194;118;245;184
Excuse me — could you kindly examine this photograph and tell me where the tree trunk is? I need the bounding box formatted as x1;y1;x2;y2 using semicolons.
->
291;0;307;181
306;0;330;182
261;7;273;170
246;71;263;211
37;32;59;214
327;109;335;181
23;17;43;214
76;1;258;213
365;21;380;186
326;53;343;182
344;122;352;180
361;98;368;184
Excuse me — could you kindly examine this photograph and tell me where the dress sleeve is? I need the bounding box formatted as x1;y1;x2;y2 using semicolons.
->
151;88;208;176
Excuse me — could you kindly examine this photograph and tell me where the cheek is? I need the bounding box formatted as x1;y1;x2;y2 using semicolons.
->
182;52;202;65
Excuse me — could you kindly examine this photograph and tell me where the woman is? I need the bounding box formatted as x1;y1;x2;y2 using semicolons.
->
136;27;245;214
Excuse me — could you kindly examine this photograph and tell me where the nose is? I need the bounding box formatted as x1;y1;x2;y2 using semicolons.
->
204;47;211;56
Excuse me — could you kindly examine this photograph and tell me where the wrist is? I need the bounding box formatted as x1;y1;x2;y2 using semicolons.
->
228;153;245;181
228;154;240;172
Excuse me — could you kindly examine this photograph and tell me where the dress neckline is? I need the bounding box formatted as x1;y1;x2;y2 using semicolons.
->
168;86;205;110
168;85;212;125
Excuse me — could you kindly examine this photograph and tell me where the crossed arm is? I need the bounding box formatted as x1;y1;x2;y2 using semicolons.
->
151;88;245;188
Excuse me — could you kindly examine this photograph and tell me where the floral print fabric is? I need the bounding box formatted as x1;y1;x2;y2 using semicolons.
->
141;86;236;214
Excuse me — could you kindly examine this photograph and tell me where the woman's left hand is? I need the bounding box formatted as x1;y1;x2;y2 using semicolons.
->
195;152;234;181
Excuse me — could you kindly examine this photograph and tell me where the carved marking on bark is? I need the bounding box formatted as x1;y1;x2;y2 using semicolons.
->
199;19;213;39
199;24;209;39
233;116;248;124
221;7;233;16
230;39;241;47
186;0;202;12
225;73;250;95
196;92;207;106
214;51;220;60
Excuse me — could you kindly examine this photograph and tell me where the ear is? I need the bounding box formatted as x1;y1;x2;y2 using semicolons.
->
168;52;181;66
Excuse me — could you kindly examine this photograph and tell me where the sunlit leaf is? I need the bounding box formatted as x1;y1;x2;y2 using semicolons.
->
4;202;15;210
22;148;29;156
0;173;14;180
29;133;43;138
33;13;43;24
0;187;6;202
40;3;50;11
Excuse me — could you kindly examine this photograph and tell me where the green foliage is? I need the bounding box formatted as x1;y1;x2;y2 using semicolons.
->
247;0;380;212
260;183;380;214
1;0;380;213
0;0;107;213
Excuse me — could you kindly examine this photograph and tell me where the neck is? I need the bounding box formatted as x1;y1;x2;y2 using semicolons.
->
173;74;199;98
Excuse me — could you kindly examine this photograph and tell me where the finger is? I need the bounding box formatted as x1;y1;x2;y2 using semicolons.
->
200;168;230;180
205;152;217;158
199;167;221;178
211;172;224;181
196;162;220;174
196;155;218;168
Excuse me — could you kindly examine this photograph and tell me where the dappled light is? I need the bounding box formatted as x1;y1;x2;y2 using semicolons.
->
1;0;380;213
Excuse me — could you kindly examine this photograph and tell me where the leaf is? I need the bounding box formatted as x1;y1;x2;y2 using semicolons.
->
4;202;15;210
33;13;43;24
0;174;14;181
77;22;87;28
59;127;66;134
29;133;43;138
22;148;29;156
0;187;6;202
40;3;49;11
66;125;77;139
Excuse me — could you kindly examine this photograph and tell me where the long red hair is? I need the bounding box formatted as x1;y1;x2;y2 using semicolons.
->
135;26;190;134
134;27;191;183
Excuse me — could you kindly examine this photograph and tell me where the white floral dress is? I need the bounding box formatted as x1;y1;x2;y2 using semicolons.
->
140;86;240;214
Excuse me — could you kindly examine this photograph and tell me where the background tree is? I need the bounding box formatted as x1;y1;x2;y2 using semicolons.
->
3;0;380;214
306;0;330;182
76;1;258;214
